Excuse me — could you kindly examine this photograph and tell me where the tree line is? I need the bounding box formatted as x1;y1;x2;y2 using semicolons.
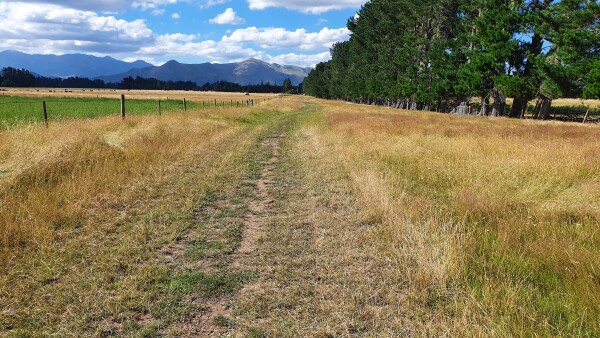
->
303;0;599;118
0;67;298;93
0;67;105;88
199;79;298;93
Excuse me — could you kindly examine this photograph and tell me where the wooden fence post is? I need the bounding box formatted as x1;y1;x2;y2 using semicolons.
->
183;98;187;112
583;108;590;123
120;94;125;120
43;101;48;128
158;99;161;115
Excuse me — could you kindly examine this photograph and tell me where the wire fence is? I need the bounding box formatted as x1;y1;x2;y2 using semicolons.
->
467;101;599;122
0;96;263;130
546;106;600;123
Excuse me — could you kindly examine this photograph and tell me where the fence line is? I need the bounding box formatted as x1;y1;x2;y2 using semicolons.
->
0;95;276;128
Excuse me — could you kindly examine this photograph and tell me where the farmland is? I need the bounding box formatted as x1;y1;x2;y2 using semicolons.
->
0;93;599;336
0;89;276;129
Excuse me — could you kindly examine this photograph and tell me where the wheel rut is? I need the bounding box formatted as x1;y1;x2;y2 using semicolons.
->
193;132;285;336
236;133;282;256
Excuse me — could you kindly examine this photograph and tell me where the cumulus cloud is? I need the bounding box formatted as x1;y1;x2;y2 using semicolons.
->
138;34;258;63
199;0;230;9
0;2;346;67
2;0;131;12
0;2;153;53
133;32;334;67
247;0;365;14
171;12;180;19
209;8;245;25
138;36;329;66
265;52;330;67
132;0;179;11
222;27;350;50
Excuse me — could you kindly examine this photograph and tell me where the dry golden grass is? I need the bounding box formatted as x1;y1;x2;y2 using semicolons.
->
473;97;600;109
0;99;293;335
1;95;598;336
547;98;599;108
277;98;600;336
0;110;235;255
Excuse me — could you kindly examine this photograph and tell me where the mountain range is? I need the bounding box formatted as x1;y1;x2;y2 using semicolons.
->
0;50;311;85
0;50;153;78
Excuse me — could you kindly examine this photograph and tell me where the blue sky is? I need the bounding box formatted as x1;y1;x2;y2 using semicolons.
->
0;0;366;67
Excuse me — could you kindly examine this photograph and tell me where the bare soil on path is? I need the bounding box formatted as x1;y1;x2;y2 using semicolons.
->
195;133;285;336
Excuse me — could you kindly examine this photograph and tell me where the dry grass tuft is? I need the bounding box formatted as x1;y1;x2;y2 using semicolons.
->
0;100;292;335
290;98;600;336
1;95;598;336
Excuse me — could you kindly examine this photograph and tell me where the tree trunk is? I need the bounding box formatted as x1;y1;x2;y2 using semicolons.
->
455;102;469;115
538;97;552;120
531;96;552;120
510;97;528;118
532;98;542;118
479;95;490;116
491;90;505;117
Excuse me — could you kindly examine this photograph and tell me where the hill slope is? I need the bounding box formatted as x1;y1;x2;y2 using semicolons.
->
98;58;311;85
0;50;152;78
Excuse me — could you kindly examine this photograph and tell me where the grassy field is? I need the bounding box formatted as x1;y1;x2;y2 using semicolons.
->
0;95;598;336
0;88;276;101
0;89;275;129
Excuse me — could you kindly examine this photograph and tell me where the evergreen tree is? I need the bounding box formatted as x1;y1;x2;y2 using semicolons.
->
305;0;598;117
283;78;292;93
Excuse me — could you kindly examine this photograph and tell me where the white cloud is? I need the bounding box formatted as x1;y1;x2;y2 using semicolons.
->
137;35;329;67
3;0;131;12
138;36;258;63
247;0;365;14
135;31;333;67
222;27;350;50
265;52;330;67
151;8;165;15
0;2;153;53
0;2;345;67
209;8;245;25
132;0;179;11
159;33;198;42
199;0;230;9
134;34;265;64
171;12;180;19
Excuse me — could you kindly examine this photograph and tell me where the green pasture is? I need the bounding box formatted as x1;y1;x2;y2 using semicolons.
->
0;96;237;129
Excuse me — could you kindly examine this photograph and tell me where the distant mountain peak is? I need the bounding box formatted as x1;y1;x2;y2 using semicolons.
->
0;50;310;86
99;58;310;86
0;50;154;78
1;50;24;54
240;58;269;65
